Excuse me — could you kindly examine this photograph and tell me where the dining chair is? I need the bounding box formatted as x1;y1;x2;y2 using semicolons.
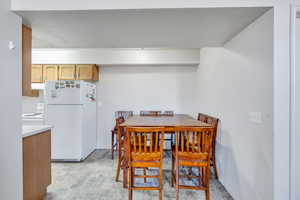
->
140;110;162;116
126;127;165;200
162;110;174;116
197;113;220;179
111;111;133;159
115;111;134;120
171;127;214;200
161;111;175;149
114;116;126;183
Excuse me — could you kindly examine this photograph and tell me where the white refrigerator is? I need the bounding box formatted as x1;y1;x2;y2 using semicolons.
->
44;80;97;161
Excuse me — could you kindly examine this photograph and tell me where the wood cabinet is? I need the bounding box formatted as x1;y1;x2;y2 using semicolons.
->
22;25;34;96
31;65;43;83
43;65;58;81
23;130;51;200
76;64;99;81
31;64;99;82
59;64;76;80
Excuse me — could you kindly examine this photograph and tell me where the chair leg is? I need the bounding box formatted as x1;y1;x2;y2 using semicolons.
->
205;166;211;200
115;149;122;182
128;167;133;200
205;189;210;200
212;150;219;180
171;154;174;187
188;167;193;180
159;164;163;200
198;167;202;186
143;168;147;183
111;131;114;160
123;166;128;188
176;165;180;200
115;160;121;182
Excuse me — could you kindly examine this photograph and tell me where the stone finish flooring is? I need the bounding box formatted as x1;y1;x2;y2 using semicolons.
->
45;150;233;200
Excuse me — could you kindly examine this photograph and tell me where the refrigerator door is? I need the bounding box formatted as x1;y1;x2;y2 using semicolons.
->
45;104;82;161
44;81;82;105
81;103;97;159
80;81;97;159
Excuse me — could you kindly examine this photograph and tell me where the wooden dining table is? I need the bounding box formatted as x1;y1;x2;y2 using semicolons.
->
119;114;213;188
120;114;212;128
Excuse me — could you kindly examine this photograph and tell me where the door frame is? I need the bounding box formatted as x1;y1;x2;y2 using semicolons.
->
290;4;300;200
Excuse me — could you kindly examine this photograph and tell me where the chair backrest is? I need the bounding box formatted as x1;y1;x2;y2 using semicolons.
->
115;111;133;120
174;127;214;160
197;113;219;132
126;127;165;155
163;110;174;116
140;110;162;116
116;116;125;142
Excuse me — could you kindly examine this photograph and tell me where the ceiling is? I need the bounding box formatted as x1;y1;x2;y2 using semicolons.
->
18;7;270;48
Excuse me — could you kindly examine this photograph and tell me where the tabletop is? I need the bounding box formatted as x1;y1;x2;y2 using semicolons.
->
120;114;212;127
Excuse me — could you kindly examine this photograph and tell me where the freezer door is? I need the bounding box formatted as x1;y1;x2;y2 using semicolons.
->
45;105;82;161
44;81;82;105
80;81;97;104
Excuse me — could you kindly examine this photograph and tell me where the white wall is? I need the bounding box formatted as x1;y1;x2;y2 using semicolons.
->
291;8;300;200
197;10;273;200
0;0;22;199
22;92;43;113
31;48;200;148
97;65;197;148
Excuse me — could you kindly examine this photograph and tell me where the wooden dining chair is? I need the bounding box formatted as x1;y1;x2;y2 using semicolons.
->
197;113;220;179
114;116;127;183
126;127;165;200
162;110;174;116
111;111;133;159
115;111;134;120
140;110;162;116
171;127;214;200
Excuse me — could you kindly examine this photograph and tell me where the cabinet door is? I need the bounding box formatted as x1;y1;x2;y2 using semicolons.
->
23;131;51;200
43;65;58;81
36;131;51;192
22;25;33;96
59;64;76;80
23;134;38;200
31;65;43;83
76;64;99;81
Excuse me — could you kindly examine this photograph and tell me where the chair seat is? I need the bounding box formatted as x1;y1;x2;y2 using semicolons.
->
172;147;210;167
132;152;162;162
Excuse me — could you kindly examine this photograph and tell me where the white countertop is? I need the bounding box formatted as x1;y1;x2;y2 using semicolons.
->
22;125;53;138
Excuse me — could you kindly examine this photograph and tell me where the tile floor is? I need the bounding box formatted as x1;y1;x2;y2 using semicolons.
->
45;150;233;200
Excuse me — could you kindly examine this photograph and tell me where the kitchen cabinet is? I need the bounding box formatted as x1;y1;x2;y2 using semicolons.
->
22;25;36;96
76;64;99;81
23;130;51;200
59;64;76;80
31;65;43;83
43;65;58;81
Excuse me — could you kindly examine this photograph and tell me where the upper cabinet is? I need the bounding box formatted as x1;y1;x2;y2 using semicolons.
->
76;64;99;81
31;64;99;82
43;65;58;81
59;65;76;80
31;65;43;83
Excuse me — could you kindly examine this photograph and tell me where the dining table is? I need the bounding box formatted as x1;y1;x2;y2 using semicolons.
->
119;114;213;188
120;114;213;128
